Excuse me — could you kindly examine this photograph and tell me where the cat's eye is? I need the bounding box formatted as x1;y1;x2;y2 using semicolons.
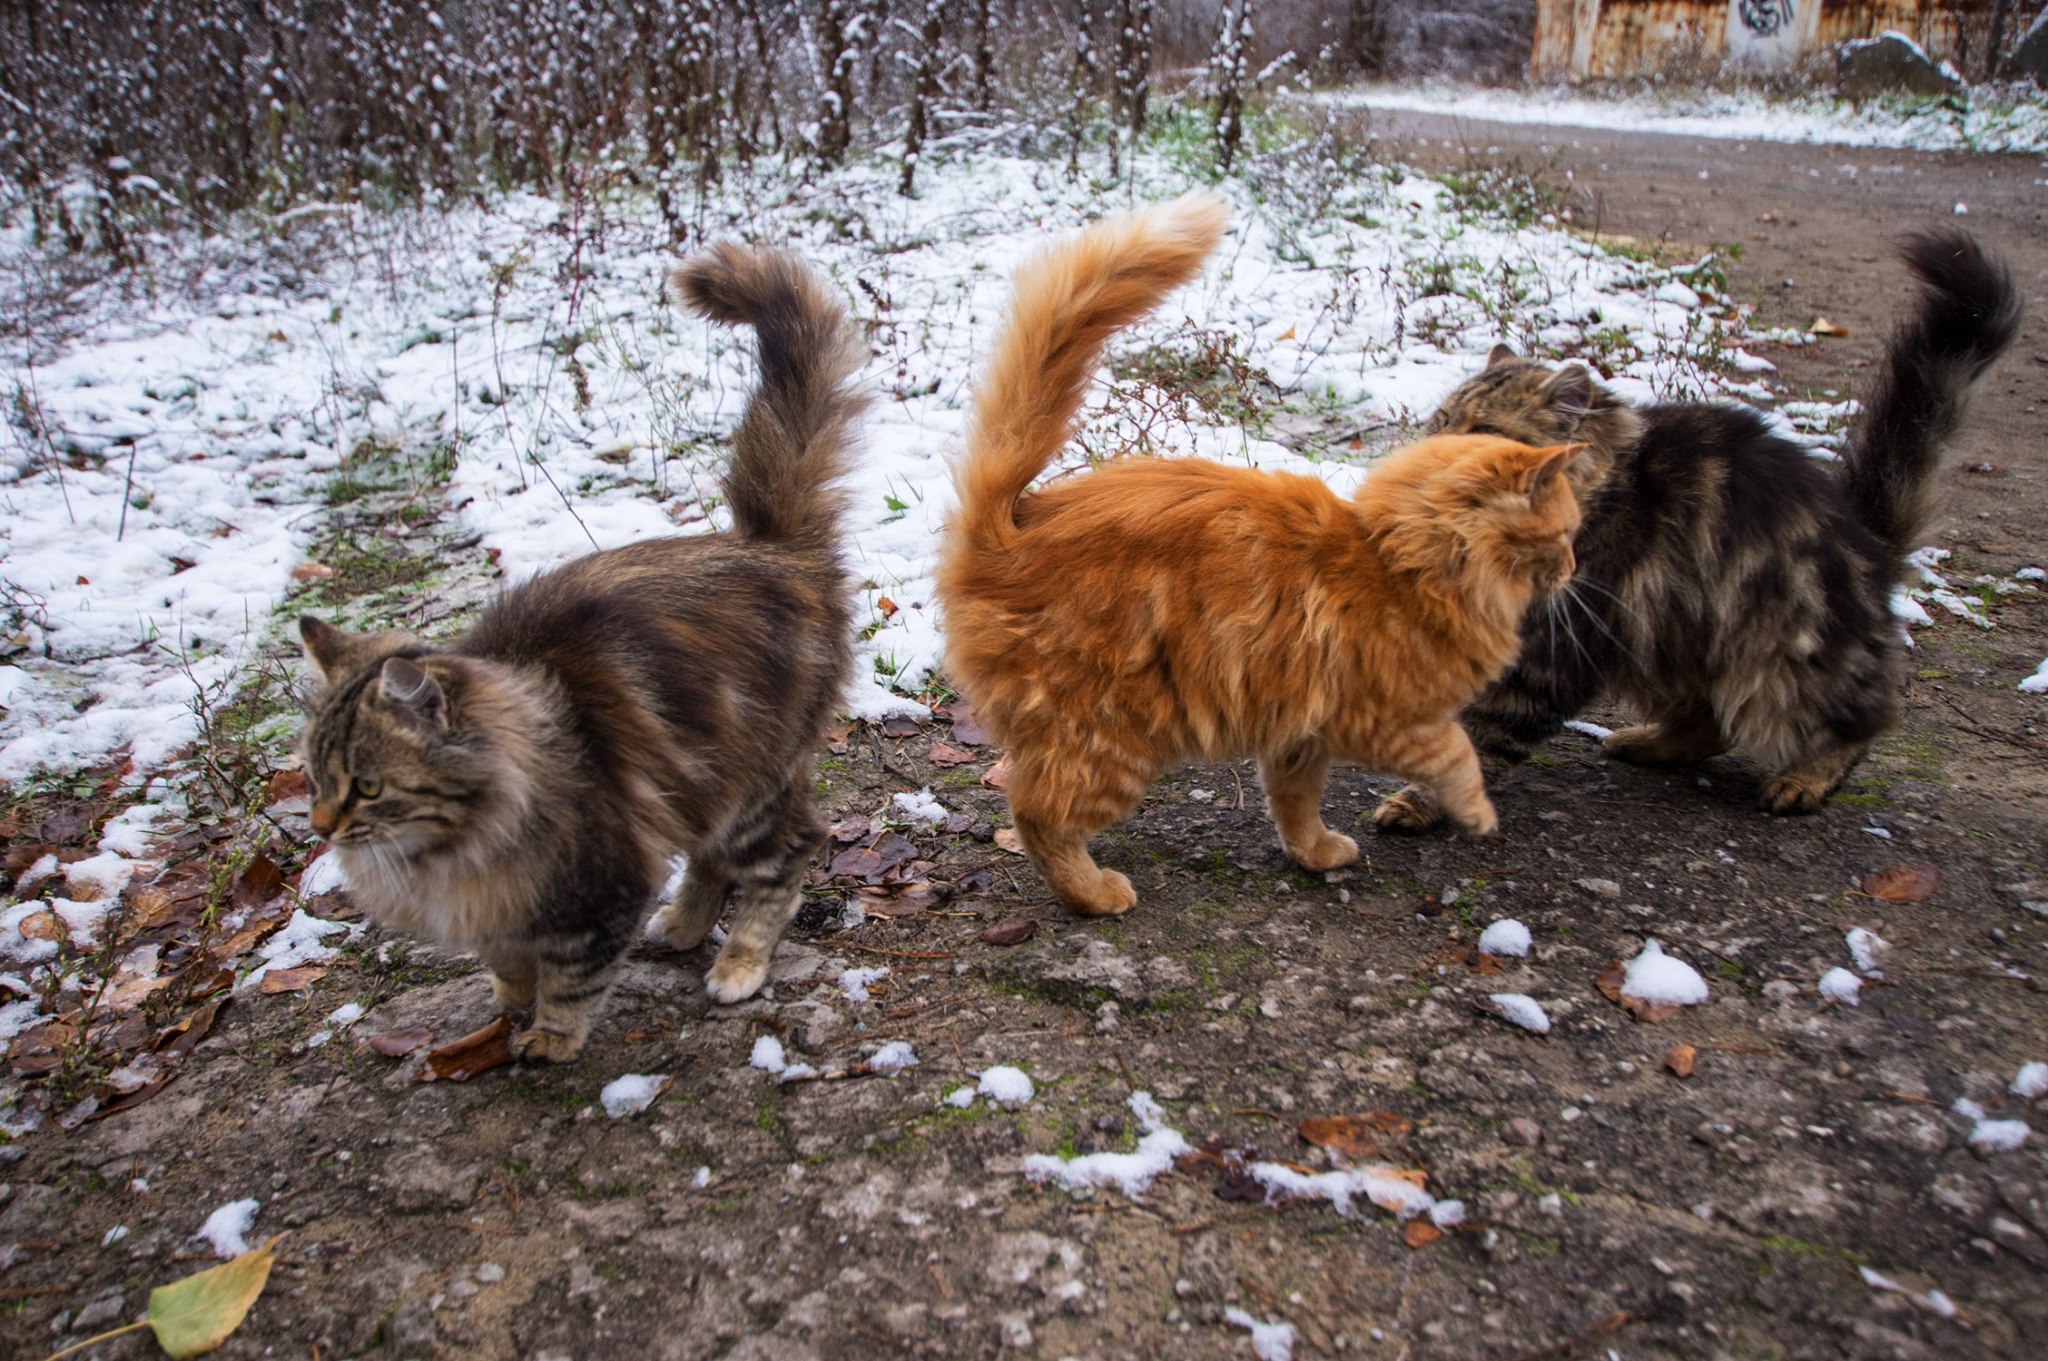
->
353;776;383;800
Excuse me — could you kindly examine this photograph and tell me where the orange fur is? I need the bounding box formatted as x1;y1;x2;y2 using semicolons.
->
937;196;1584;915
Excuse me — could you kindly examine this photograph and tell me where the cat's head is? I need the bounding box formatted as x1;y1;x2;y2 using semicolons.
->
1428;344;1639;492
1368;434;1586;596
297;616;511;856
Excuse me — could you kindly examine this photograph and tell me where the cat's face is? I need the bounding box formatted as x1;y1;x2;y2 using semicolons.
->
1428;344;1597;448
297;617;485;856
1399;434;1584;594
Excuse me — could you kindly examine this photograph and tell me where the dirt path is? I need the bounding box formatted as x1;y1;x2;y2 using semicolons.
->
5;114;2048;1361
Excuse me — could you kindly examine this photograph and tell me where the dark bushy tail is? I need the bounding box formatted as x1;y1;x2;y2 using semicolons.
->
669;245;868;547
1846;228;2020;570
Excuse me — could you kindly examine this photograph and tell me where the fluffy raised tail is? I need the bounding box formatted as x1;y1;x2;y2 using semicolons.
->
1846;228;2020;571
954;194;1229;551
669;244;868;546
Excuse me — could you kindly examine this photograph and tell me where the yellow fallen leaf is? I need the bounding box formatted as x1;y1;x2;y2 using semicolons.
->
1808;316;1850;338
148;1233;287;1358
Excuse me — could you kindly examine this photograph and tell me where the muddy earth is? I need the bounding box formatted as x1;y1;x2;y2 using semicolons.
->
5;112;2048;1360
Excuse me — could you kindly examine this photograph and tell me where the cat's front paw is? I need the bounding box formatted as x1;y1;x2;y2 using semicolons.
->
1372;787;1446;834
1448;799;1499;837
649;900;717;952
1065;869;1137;917
706;951;771;1004
512;1025;586;1063
1287;829;1359;872
1758;774;1827;816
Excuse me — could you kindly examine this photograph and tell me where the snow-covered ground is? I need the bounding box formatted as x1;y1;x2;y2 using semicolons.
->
1314;82;2048;154
0;138;1817;787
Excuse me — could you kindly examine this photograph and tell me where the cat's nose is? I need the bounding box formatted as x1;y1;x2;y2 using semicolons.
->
310;802;340;838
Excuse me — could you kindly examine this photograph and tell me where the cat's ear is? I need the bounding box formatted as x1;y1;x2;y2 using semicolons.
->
379;657;447;732
1539;365;1595;428
299;615;353;682
1485;342;1519;368
1510;443;1583;495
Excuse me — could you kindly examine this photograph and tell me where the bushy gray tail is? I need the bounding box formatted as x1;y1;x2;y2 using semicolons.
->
1846;228;2020;571
669;245;868;547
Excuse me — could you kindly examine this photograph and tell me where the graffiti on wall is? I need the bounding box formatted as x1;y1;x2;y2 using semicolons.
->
1738;1;1796;36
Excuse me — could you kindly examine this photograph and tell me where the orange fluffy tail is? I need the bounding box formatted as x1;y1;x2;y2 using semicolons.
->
955;194;1229;551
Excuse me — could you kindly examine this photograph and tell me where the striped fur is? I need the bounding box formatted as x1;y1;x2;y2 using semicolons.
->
937;197;1585;916
298;245;867;1061
1376;228;2018;827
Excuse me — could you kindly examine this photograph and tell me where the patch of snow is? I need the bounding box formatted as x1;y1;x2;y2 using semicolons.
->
1476;919;1531;957
2019;659;2048;695
325;1002;364;1028
944;1086;977;1108
1429;1199;1467;1229
1563;719;1612;741
194;1198;260;1259
237;909;358;991
1483;993;1551;1035
891;787;947;825
1247;1162;1436;1220
1846;928;1889;978
102;1224;129;1247
1023;1090;1192;1200
1622;939;1709;1007
1969;1119;2029;1153
299;853;349;896
1862;826;1893;840
691;1166;711;1189
866;1040;918;1075
976;1065;1035;1109
837;966;889;1003
599;1073;667;1119
749;1035;788;1074
2012;1063;2048;1100
1818;967;1862;1007
2016;567;2045;582
1223;1307;1297;1361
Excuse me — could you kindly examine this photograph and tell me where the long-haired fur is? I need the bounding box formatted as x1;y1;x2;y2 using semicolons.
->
1376;227;2019;827
297;245;868;1060
937;196;1584;915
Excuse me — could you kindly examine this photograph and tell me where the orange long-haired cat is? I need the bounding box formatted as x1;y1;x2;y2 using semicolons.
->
936;195;1585;916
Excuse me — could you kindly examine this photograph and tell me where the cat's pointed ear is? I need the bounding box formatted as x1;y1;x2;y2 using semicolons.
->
1511;443;1584;495
379;657;447;731
299;615;353;682
1485;341;1519;368
1539;365;1595;428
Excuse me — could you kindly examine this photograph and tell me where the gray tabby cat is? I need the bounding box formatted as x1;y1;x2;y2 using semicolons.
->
297;244;868;1060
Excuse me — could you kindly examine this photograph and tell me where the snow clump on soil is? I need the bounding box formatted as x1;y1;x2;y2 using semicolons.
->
1623;940;1710;1007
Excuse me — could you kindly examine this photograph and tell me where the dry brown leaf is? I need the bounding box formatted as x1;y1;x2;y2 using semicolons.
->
265;768;309;804
880;715;921;738
1471;953;1505;977
1596;958;1680;1022
980;919;1038;947
877;595;899;620
1595;959;1626;1003
827;814;874;844
416;1015;516;1082
944;703;991;747
1665;1043;1697;1078
258;965;327;995
231;852;285;909
928;740;976;768
824;722;852;756
1298;1111;1412;1161
290;561;337;582
992;827;1026;855
981;754;1011;790
1809;316;1850;338
1403;1218;1442;1249
367;1027;435;1058
1862;863;1938;904
17;908;65;942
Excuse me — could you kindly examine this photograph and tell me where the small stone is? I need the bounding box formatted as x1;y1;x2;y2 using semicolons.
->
476;1262;507;1284
1094;1001;1120;1036
72;1294;126;1331
1502;1118;1543;1148
997;1312;1034;1349
1574;877;1622;899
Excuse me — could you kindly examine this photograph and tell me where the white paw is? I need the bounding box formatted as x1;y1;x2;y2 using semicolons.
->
705;953;769;1004
649;903;716;952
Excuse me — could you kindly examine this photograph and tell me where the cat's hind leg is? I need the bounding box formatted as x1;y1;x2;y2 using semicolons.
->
649;854;730;951
706;781;825;1004
1006;750;1149;916
1760;740;1869;815
1603;699;1727;767
1260;742;1358;871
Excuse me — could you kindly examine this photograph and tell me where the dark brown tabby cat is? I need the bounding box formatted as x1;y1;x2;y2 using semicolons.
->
297;244;868;1060
1375;228;2018;828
